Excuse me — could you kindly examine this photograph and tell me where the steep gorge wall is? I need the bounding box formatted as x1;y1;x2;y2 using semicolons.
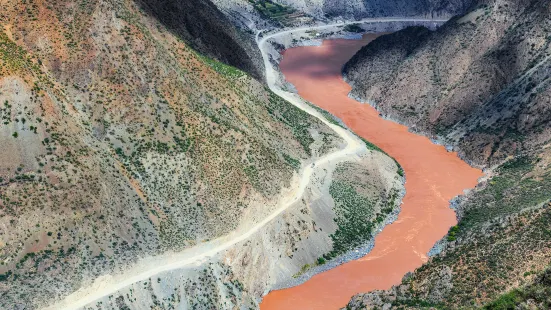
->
273;0;475;20
137;0;264;80
0;0;343;307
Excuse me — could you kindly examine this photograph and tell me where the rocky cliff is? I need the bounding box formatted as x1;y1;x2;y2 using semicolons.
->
275;0;475;20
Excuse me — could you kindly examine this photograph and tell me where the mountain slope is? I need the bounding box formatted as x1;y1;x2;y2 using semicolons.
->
343;0;551;308
277;0;474;20
209;0;473;31
137;0;264;80
0;0;344;307
344;0;551;165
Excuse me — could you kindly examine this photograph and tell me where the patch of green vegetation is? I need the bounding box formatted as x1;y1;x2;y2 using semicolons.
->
173;135;192;152
159;218;192;251
0;32;43;77
358;136;383;153
457;156;551;237
305;101;344;128
0;32;29;72
283;153;301;171
397;166;404;177
447;225;459;241
292;256;327;278
1;100;12;125
244;165;261;190
392;299;446;309
483;266;551;309
248;0;300;26
267;91;314;155
0;271;13;282
357;136;404;176
474;125;526;143
483;291;523;310
326;181;375;258
197;54;245;79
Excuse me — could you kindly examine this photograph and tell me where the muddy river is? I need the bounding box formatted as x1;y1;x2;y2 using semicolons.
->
260;34;483;309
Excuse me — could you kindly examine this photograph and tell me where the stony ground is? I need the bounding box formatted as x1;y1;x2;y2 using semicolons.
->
0;0;346;307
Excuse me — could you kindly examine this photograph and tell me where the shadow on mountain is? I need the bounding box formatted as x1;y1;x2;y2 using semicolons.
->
136;0;263;80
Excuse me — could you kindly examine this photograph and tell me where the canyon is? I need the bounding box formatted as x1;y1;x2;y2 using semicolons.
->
1;0;550;309
260;32;482;310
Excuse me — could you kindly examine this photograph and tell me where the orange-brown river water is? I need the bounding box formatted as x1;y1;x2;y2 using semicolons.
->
260;34;483;310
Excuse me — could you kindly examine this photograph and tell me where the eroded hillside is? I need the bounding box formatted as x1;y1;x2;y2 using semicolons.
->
0;0;346;307
343;0;551;308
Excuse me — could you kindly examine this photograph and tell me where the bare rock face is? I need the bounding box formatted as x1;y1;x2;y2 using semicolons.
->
414;265;454;303
345;266;452;309
344;0;551;166
265;0;474;20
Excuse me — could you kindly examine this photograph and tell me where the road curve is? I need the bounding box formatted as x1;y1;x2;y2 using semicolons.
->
45;17;445;310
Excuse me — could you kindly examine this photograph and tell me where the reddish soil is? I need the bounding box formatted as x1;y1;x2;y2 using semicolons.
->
260;34;483;310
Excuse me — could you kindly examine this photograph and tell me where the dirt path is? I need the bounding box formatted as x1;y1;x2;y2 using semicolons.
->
44;23;370;310
45;18;449;310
